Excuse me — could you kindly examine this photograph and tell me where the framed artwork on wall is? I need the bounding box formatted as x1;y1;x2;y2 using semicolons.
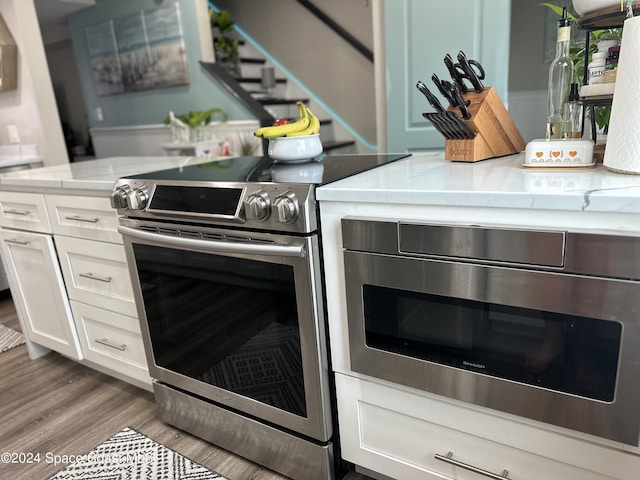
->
85;2;189;96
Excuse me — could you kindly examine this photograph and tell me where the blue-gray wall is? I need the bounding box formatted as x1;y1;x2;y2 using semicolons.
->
67;0;251;128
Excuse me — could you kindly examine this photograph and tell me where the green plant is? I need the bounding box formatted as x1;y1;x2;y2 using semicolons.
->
541;3;622;131
163;108;227;128
210;9;239;58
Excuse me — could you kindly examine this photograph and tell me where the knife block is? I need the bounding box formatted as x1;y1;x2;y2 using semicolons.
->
444;87;525;162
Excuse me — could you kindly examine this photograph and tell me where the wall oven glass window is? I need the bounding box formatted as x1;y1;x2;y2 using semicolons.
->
342;219;640;446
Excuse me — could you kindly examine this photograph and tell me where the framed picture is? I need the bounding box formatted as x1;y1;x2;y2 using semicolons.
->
85;2;189;96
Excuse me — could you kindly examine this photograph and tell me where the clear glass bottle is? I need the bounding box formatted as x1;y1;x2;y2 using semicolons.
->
563;83;583;139
546;8;574;140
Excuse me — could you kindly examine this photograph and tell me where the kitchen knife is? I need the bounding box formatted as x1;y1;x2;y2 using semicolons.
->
444;54;468;94
423;112;456;139
416;81;445;113
431;74;457;107
445;111;476;139
448;82;471;120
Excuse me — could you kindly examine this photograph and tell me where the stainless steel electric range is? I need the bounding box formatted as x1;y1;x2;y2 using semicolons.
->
110;153;410;480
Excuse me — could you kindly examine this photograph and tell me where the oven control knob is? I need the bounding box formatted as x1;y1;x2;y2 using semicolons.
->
127;186;150;210
110;185;131;210
245;190;271;221
273;192;299;224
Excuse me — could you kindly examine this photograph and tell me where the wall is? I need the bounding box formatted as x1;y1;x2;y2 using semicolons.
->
213;0;377;147
67;0;253;130
508;0;556;141
0;0;68;165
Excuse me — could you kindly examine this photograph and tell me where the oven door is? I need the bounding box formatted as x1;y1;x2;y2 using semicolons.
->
344;230;640;446
118;218;332;442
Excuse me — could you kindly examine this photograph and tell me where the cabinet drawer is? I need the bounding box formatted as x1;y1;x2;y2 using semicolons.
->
46;194;121;244
71;301;150;385
54;235;137;317
336;374;625;480
0;192;52;233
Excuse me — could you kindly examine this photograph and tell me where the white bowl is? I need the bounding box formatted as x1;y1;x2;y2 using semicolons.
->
267;134;323;163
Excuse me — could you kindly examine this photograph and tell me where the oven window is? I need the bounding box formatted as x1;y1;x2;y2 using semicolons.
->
363;285;621;402
134;244;307;417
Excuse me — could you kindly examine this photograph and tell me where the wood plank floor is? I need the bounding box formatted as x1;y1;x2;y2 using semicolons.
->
0;295;372;480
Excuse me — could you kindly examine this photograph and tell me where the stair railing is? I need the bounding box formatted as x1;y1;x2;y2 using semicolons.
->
296;0;373;62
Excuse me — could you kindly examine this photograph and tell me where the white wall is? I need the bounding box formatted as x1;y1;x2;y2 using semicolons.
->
0;0;68;165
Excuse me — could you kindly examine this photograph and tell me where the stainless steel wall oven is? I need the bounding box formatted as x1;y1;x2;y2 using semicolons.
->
111;154;409;480
342;218;640;446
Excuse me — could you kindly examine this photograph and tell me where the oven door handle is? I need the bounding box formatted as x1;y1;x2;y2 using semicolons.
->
118;225;306;258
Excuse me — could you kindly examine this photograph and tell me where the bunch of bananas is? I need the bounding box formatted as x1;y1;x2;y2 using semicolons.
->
254;102;320;139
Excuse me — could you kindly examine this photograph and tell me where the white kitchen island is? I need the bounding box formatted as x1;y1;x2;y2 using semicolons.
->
0;156;212;391
316;151;640;480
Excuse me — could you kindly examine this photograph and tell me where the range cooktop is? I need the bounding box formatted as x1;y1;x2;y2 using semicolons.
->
124;153;411;185
112;153;412;233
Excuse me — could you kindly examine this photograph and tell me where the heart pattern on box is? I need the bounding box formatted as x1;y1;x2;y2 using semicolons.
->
528;148;588;165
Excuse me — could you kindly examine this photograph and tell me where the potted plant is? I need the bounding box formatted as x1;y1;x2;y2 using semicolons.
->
163;108;227;143
210;9;240;77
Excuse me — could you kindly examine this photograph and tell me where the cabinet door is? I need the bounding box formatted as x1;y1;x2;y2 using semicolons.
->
0;229;82;359
54;235;137;317
383;0;511;152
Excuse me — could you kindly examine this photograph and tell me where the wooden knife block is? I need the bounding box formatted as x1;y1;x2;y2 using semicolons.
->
445;87;525;162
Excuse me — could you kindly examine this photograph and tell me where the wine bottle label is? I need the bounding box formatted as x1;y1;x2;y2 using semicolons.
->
557;26;571;43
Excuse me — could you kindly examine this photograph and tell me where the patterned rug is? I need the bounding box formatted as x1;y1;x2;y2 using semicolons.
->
0;324;25;353
48;427;228;480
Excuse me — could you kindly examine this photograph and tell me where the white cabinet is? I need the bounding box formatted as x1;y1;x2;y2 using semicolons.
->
0;191;51;233
0;190;150;389
45;194;122;244
54;235;137;317
0;227;82;359
71;301;149;384
336;373;640;480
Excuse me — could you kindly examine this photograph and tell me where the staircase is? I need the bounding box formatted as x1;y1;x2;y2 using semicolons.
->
203;38;357;155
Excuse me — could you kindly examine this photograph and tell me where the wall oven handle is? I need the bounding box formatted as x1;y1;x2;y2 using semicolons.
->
118;225;306;258
435;451;509;479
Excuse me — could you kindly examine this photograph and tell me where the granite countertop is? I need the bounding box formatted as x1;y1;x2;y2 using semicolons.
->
316;151;640;214
0;156;213;191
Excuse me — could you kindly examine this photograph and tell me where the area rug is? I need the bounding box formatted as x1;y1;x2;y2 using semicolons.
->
0;324;25;353
48;427;228;480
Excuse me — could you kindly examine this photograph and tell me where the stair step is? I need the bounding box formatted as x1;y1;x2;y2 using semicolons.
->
236;77;287;84
214;38;246;46
323;139;356;153
240;57;266;65
258;97;309;106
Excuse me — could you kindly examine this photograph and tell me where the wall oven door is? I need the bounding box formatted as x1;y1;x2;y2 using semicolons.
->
118;218;332;443
342;218;640;446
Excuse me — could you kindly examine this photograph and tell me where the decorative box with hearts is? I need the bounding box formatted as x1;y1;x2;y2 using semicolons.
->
523;139;594;168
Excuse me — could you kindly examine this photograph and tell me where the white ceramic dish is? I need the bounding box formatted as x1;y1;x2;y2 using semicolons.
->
523;139;594;168
267;134;323;163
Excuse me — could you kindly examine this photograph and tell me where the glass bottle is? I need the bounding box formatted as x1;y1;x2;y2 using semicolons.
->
563;83;583;139
546;8;574;140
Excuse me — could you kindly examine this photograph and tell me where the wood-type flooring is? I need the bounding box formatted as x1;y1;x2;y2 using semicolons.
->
0;295;371;480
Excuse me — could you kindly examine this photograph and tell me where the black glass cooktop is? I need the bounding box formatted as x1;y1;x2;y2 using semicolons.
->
125;153;411;185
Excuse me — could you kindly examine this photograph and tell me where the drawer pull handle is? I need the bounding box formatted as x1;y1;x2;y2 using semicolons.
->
95;338;126;351
79;272;112;283
3;209;30;216
435;452;509;480
4;238;30;246
65;215;99;223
